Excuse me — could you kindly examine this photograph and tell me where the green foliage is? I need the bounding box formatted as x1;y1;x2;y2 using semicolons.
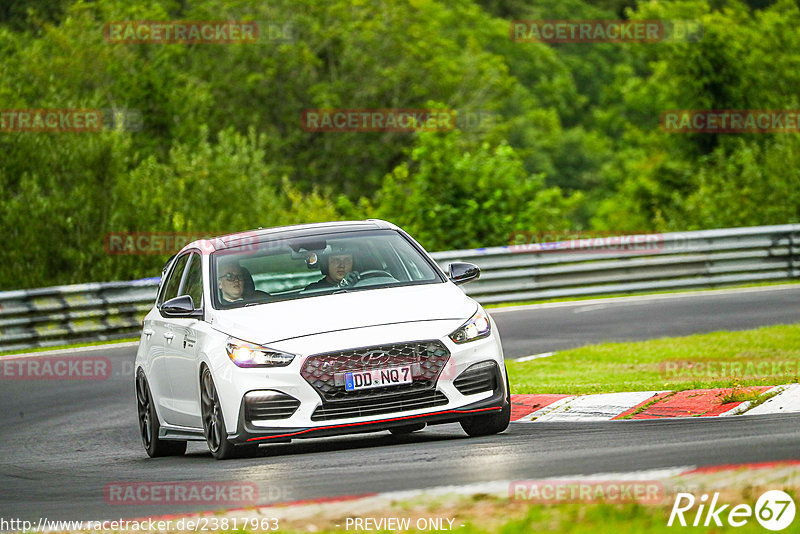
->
0;0;798;289
374;129;581;250
682;136;800;228
103;127;340;283
590;0;800;231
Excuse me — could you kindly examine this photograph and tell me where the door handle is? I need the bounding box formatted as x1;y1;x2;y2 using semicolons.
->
143;328;154;336
163;332;175;341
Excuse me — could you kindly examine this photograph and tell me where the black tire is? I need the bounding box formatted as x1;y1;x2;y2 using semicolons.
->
459;372;511;437
200;367;258;460
136;371;187;457
389;422;426;435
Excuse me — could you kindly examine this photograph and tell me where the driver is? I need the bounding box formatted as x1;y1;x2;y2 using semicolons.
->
305;246;358;290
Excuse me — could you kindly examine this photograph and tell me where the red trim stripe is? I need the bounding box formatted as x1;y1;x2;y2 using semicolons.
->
246;406;503;441
683;460;800;475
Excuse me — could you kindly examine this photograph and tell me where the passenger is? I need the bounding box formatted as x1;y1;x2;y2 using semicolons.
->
217;261;246;303
305;246;358;290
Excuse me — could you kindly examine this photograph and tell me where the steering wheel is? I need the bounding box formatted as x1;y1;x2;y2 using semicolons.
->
338;269;396;288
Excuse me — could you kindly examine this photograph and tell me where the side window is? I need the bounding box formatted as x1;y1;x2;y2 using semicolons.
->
181;253;203;309
158;254;189;307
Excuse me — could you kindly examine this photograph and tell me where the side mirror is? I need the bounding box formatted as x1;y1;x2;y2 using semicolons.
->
448;262;480;285
161;295;203;318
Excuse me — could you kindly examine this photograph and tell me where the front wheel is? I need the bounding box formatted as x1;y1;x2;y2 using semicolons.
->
200;367;258;460
136;371;187;457
459;372;511;437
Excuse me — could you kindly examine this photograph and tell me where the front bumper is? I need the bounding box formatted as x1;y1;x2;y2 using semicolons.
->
228;379;508;444
209;319;507;441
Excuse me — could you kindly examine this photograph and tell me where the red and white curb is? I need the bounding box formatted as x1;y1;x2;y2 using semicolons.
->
510;384;799;422
745;384;800;415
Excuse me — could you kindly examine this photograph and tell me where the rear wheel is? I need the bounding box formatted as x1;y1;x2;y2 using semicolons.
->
136;371;187;457
200;367;258;460
389;422;426;435
459;372;511;437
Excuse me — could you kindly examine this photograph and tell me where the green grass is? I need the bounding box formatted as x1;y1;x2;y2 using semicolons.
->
507;323;800;395
453;501;770;534
0;337;138;356
270;493;781;534
297;505;767;534
484;280;800;309
719;387;763;404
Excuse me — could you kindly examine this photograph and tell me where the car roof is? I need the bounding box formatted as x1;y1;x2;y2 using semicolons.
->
182;219;399;254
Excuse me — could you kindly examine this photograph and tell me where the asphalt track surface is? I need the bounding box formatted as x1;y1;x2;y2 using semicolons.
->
1;285;799;521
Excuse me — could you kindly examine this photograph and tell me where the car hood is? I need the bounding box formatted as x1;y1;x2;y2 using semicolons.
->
209;282;477;346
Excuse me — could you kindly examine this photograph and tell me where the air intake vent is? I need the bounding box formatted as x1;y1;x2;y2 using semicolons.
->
244;390;301;421
454;361;499;396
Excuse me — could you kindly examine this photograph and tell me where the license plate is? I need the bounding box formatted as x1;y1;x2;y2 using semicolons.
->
344;365;413;391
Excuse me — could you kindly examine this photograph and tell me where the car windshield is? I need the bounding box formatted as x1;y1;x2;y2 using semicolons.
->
211;229;443;309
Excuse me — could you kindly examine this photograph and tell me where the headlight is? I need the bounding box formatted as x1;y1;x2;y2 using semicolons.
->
449;309;491;344
225;337;295;367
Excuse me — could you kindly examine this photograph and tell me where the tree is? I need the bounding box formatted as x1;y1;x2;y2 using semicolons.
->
374;129;581;251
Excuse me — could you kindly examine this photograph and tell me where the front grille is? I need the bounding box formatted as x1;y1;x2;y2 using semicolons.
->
311;389;449;421
244;391;301;421
454;361;499;396
301;340;451;401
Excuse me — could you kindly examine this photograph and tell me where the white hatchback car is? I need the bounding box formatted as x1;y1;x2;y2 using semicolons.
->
134;220;510;459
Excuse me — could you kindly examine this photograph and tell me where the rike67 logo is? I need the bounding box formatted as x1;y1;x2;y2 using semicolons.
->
668;490;796;530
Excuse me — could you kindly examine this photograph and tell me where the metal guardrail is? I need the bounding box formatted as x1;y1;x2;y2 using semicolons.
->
1;224;798;352
0;279;160;352
432;224;800;304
